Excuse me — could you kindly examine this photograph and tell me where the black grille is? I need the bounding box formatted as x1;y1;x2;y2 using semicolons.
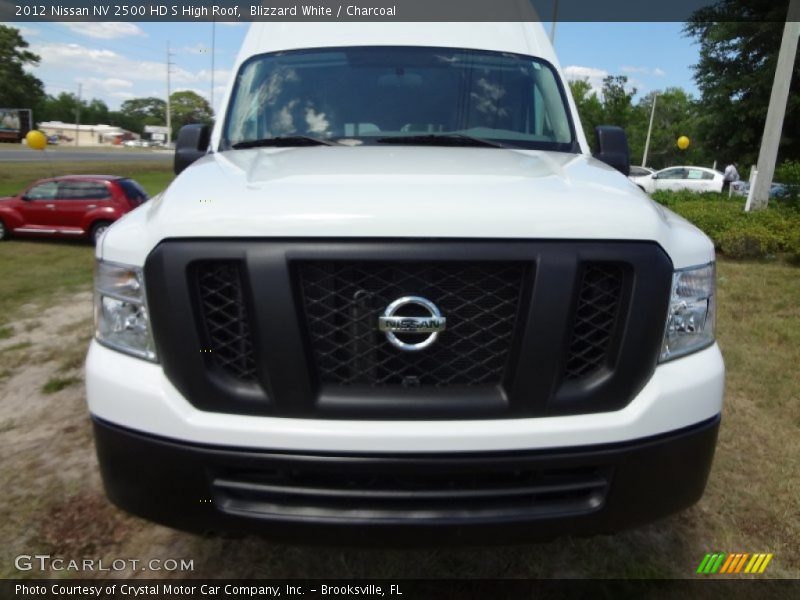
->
195;261;257;382
213;463;610;521
564;264;624;380
297;262;526;387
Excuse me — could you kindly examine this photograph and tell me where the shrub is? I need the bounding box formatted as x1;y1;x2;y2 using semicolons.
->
717;225;783;259
775;160;800;187
650;190;800;262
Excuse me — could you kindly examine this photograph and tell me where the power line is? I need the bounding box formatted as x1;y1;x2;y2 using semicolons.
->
166;41;175;146
210;21;216;114
75;83;82;147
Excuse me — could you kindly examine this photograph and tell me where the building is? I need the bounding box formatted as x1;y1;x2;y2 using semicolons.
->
38;121;138;146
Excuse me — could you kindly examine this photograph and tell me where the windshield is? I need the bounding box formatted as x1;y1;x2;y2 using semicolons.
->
222;46;576;151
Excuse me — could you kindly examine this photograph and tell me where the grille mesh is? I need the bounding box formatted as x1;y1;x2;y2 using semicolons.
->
564;264;623;380
297;262;526;387
195;261;257;382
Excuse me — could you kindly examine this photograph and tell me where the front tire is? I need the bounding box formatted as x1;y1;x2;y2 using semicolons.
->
0;219;8;241
90;221;111;246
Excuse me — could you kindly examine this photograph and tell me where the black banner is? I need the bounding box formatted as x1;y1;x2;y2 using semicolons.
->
3;579;800;600
0;0;798;22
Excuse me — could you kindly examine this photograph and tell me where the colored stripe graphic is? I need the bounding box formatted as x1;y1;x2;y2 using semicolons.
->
697;554;712;574
711;553;726;573
734;553;749;573
719;554;736;574
744;554;760;573
700;552;774;575
720;553;738;574
759;554;773;573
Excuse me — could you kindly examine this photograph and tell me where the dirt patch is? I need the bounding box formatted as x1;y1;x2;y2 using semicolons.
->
37;492;134;556
0;290;103;577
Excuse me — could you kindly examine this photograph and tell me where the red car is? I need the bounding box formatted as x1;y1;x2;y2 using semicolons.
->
0;175;149;245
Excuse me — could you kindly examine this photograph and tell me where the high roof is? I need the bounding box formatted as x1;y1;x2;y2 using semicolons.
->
235;22;558;66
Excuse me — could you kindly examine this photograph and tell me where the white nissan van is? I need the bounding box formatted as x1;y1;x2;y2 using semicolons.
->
86;22;724;543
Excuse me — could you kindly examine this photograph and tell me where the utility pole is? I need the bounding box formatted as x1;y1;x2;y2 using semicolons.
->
166;41;174;146
75;83;82;147
210;21;216;114
747;0;800;211
642;92;658;168
549;0;559;44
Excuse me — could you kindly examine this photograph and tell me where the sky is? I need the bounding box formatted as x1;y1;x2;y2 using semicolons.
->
6;21;701;117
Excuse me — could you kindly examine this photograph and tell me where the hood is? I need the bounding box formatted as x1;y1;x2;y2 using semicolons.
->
102;146;713;268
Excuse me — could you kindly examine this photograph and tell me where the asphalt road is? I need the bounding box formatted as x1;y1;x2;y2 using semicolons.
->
0;148;172;162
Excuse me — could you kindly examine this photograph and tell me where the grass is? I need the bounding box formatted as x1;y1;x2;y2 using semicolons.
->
40;376;82;395
0;159;173;197
0;240;95;325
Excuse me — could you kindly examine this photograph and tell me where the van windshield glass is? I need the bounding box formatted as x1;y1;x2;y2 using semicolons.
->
222;46;575;151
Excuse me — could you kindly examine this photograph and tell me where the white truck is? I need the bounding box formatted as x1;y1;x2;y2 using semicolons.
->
86;22;724;543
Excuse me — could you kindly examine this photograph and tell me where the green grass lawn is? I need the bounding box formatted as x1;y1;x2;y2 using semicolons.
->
0;160;173;197
0;241;95;329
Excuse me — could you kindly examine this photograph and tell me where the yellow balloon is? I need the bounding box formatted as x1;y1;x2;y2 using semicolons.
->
25;130;47;151
677;135;690;150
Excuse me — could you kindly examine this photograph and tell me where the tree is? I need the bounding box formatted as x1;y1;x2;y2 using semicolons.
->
0;25;46;111
685;0;800;166
84;98;110;124
39;92;81;123
169;90;213;136
568;79;604;149
120;97;166;124
600;75;637;133
632;88;708;169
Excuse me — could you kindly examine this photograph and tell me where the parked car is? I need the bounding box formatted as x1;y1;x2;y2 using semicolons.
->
641;166;724;194
123;139;145;148
731;181;796;199
628;165;655;190
46;135;59;145
0;175;149;245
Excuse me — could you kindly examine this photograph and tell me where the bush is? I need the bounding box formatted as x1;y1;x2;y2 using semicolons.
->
650;190;800;262
775;160;800;187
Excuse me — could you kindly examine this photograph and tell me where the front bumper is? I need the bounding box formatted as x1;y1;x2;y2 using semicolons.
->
93;415;720;544
86;341;725;453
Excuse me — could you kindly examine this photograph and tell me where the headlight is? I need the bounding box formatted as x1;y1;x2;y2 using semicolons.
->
94;260;156;361
660;262;716;362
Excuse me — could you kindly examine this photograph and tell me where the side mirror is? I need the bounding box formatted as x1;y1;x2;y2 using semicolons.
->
593;126;630;176
174;124;210;175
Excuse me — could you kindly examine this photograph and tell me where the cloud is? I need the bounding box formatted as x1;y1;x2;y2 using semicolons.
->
78;77;134;90
217;22;245;27
32;42;228;87
620;66;649;75
60;22;147;40
620;65;667;77
181;43;212;56
17;26;40;38
563;65;608;96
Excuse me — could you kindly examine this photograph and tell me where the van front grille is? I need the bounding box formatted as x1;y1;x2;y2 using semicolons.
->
296;261;526;387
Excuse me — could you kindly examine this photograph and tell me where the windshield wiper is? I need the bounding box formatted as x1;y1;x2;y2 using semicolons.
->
232;135;339;149
375;133;508;149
